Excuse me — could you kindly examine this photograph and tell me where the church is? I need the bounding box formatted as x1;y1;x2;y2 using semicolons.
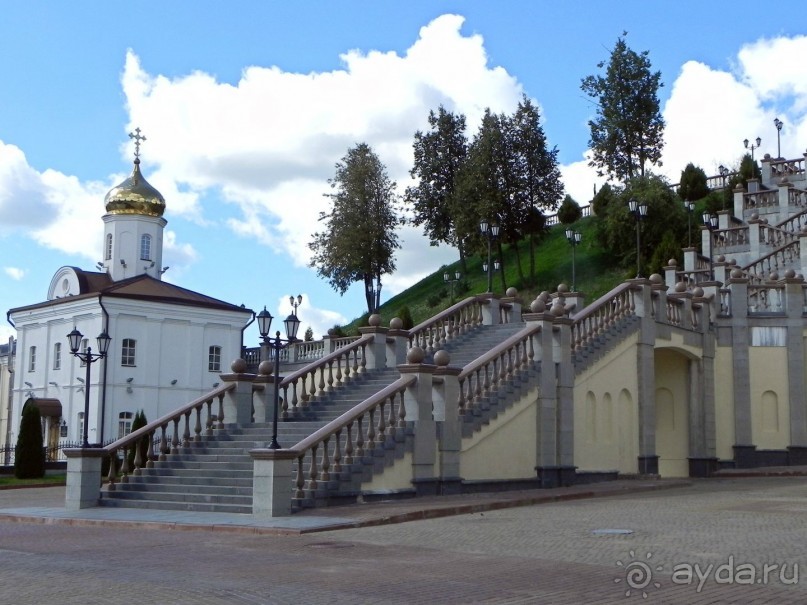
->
7;131;253;451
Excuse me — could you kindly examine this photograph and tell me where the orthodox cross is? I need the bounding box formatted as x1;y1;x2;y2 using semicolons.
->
128;127;147;159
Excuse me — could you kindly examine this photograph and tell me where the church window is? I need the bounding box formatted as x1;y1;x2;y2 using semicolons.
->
208;345;222;372
121;339;136;367
140;234;151;261
118;411;134;439
105;234;113;261
28;346;36;372
53;343;61;370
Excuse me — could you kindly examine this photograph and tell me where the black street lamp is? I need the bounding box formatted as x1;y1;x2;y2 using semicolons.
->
684;200;695;247
718;164;730;189
702;212;719;281
628;199;649;278
289;294;303;317
67;328;111;447
366;279;382;314
744;136;762;163
480;221;500;293
257;306;301;449
774;118;783;159
565;228;582;291
443;270;461;302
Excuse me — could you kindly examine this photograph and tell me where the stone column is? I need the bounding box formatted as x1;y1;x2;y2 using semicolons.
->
358;314;389;370
432;350;463;494
386;318;409;367
748;217;761;261
733;184;746;220
726;275;756;467
499;287;522;323
252;360;272;423
778;181;791;219
479;294;500;326
554;316;575;483
634;281;658;474
250;448;297;517
219;359;256;426
784;273;807;463
398;347;437;495
65;448;105;510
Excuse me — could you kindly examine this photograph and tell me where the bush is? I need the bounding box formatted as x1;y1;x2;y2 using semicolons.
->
677;163;709;202
426;293;442;308
397;305;414;329
15;403;45;479
557;194;583;225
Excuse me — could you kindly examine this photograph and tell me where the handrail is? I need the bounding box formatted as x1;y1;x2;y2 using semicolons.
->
570;282;639;352
743;239;800;278
570;281;638;324
102;382;236;489
408;295;485;352
286;374;416;502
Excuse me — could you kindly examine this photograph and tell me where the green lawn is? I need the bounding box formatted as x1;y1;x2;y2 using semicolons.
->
0;474;66;487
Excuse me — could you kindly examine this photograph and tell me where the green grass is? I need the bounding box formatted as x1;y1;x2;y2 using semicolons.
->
344;217;627;332
0;474;66;487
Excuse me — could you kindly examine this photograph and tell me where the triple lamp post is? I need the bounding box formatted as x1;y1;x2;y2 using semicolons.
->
256;306;302;450
479;221;499;293
66;328;112;448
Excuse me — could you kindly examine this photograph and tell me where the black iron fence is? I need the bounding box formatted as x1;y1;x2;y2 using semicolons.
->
0;440;116;466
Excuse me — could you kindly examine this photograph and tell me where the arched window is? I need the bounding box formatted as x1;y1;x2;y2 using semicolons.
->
121;338;136;367
208;345;222;372
140;234;152;261
105;233;113;260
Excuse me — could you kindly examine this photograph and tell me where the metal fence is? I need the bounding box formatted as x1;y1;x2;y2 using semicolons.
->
0;441;115;466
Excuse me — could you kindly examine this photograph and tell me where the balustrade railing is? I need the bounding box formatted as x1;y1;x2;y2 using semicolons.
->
719;288;732;316
278;334;372;416
288;375;415;504
743;240;800;279
744;190;778;211
770;158;805;178
570;283;638;353
457;324;540;416
409;296;485;353
748;284;785;314
102;383;235;490
760;223;796;248
712;226;748;251
776;207;807;234
789;188;807;209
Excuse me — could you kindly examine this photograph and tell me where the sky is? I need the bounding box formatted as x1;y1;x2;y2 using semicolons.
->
2;1;807;346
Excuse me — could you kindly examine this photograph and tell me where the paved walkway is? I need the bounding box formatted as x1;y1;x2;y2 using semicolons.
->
0;475;805;603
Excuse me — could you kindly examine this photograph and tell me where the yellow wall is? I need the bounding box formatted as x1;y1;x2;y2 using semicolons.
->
749;346;790;449
361;450;415;492
712;344;736;460
654;348;690;477
574;333;639;473
460;386;538;480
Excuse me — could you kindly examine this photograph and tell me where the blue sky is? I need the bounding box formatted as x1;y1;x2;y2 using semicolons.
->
2;2;807;345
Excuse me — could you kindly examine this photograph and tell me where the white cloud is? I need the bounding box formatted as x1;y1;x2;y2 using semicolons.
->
3;267;25;280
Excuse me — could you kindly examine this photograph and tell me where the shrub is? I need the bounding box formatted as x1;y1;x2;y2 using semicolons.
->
557;194;583;225
15;403;45;479
397;305;414;329
126;410;149;471
426;293;442;308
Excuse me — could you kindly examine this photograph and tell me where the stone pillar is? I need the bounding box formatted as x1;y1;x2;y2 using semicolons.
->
726;276;754;466
398;347;437;494
500;287;522;323
748;217;761;261
733;184;746;220
65;448;105;510
799;231;807;274
252;361;273;423
634;282;658;474
778;181;791;217
664;260;679;290
536;310;560;485
250;448;297;517
432;350;462;494
358;314;389;370
386;318;409;367
479;294;500;326
555;317;575;481
784;274;807;453
219;359;256;426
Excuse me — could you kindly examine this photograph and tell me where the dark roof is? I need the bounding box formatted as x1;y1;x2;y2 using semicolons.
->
9;270;253;316
24;398;62;417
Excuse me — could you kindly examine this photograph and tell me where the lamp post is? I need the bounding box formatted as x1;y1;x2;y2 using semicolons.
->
628;199;649;278
67;328;111;447
289;294;303;316
744;136;762;166
366;279;382;314
684;200;695;247
774;118;783;159
480;221;500;293
718;164;729;189
443;270;461;302
565;228;582;291
702;212;718;281
256;306;301;449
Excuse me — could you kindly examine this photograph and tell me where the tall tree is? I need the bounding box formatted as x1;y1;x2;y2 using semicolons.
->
508;96;564;282
581;33;665;182
406;106;469;272
15;403;45;479
309;143;401;314
677;163;709;202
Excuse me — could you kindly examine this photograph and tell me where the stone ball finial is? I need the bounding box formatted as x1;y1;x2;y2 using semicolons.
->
390;317;403;330
693;286;704;298
407;346;426;364
751;211;759;220
530;298;546;313
327;328;336;336
506;286;518;298
717;254;726;262
730;267;743;278
668;259;677;267
231;358;248;374
433;350;450;367
368;314;382;327
769;271;779;281
675;281;687;293
764;153;771;160
785;268;796;279
762;218;769;224
649;273;662;284
557;283;569;293
258;360;273;375
550;299;565;316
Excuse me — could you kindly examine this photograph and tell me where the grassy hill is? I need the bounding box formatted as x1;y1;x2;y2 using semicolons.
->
343;216;629;333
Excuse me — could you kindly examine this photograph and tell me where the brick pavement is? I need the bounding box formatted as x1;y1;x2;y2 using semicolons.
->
0;477;804;603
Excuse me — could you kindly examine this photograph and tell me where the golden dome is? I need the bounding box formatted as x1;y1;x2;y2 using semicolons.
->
104;159;166;217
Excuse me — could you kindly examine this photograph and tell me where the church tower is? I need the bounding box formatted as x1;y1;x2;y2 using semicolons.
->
100;128;167;282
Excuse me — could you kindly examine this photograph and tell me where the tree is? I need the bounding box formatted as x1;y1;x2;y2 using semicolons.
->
557;194;583;225
126;410;149;472
304;327;314;342
678;163;709;202
406;107;469;272
581;33;665;182
309;143;401;315
15;403;45;479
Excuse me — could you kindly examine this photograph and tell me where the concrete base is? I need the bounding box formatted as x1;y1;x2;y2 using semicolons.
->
637;455;659;475
688;457;719;478
535;465;577;488
733;445;758;468
788;446;807;465
64;448;105;510
250;449;297;518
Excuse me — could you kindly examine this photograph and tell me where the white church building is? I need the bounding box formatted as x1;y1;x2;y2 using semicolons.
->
7;134;253;450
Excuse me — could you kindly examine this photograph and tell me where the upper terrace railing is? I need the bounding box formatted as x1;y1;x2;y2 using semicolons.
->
408;296;486;353
769;157;805;179
570;282;639;353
